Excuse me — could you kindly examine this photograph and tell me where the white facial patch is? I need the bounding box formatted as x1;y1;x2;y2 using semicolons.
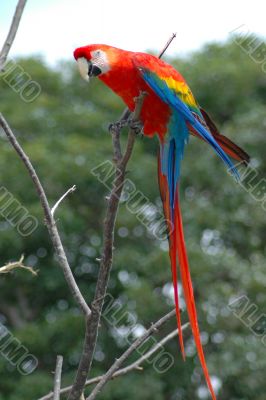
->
91;50;110;74
77;57;90;81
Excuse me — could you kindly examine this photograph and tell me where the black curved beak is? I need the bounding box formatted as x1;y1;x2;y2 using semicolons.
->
88;62;102;77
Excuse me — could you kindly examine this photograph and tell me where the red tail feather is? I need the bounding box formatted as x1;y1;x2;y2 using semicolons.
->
157;151;216;400
170;226;186;359
174;190;216;400
157;153;185;358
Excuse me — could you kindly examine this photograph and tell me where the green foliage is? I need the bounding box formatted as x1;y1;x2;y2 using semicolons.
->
0;38;265;399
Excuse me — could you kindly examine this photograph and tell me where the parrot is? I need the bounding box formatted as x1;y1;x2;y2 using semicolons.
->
73;44;250;400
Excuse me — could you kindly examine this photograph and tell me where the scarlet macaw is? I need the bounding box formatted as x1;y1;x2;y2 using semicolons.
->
73;44;249;399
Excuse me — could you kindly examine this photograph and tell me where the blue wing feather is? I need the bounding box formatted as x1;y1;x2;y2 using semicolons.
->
140;68;240;181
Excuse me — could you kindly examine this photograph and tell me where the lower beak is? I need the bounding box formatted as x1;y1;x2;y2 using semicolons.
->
88;62;102;77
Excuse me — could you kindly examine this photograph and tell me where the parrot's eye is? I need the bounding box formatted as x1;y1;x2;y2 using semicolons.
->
93;50;101;58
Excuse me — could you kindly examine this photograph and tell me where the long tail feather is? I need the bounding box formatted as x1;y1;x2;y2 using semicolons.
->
213;133;250;164
170;226;186;359
189;124;250;164
158;149;216;399
174;190;216;400
141;68;225;399
158;152;185;359
200;107;250;164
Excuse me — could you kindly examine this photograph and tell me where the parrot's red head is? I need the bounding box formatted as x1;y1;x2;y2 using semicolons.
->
73;44;122;82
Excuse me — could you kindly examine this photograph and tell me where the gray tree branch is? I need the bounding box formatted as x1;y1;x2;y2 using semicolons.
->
86;313;188;400
0;0;27;71
53;355;63;400
67;92;146;400
38;316;189;400
0;114;91;318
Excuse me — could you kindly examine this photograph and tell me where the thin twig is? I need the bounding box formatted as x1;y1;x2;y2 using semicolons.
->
67;92;146;400
0;114;91;318
120;93;147;167
0;255;37;276
53;355;63;400
51;185;76;217
86;310;182;400
158;32;177;59
38;318;189;400
0;0;27;71
121;323;190;373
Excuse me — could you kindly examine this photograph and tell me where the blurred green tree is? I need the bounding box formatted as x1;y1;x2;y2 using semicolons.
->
0;38;265;400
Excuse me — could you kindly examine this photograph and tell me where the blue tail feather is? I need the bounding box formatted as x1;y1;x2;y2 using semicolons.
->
160;112;189;217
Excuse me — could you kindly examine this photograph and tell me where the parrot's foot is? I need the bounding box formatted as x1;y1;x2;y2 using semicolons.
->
108;119;128;133
108;118;144;137
128;119;144;136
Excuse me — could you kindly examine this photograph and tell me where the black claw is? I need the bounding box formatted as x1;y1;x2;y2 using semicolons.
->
108;119;128;133
108;116;144;136
108;122;119;133
128;119;144;135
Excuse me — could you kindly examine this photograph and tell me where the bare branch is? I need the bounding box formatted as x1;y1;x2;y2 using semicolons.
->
0;0;27;71
120;93;147;167
0;114;91;318
86;310;181;400
0;255;37;276
67;92;146;400
158;32;177;59
120;323;190;374
53;355;63;400
51;185;76;217
38;317;189;400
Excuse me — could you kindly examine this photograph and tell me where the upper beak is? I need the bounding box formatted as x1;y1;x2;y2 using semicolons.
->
76;57;102;82
77;57;90;81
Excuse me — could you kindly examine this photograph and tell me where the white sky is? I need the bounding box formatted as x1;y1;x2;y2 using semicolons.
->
0;0;265;65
